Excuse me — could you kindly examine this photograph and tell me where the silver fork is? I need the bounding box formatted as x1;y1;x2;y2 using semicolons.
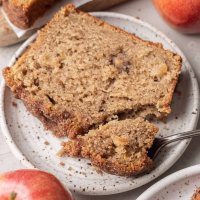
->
148;129;200;159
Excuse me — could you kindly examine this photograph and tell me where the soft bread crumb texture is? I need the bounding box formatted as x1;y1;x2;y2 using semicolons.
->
3;4;182;138
60;118;158;176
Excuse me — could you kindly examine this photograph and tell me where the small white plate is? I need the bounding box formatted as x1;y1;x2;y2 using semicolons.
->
0;12;199;195
137;165;200;200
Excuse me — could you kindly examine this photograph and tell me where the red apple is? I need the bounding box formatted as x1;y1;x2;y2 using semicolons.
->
0;170;73;200
153;0;200;33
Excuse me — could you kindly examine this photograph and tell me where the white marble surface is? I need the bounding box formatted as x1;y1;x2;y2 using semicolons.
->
0;0;200;199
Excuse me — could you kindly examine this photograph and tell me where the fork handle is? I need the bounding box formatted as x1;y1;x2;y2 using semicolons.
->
162;129;200;145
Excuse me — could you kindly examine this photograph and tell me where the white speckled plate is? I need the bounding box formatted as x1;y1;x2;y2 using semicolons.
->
0;12;199;195
137;165;200;200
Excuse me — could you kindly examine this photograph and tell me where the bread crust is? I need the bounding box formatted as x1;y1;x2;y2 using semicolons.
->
2;0;57;29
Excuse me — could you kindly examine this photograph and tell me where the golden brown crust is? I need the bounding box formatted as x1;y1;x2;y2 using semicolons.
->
2;0;57;29
91;155;153;176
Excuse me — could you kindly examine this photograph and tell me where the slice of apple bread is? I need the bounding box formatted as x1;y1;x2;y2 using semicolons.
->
59;117;158;176
3;4;181;138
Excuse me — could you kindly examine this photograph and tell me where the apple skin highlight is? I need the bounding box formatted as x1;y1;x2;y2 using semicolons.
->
153;0;200;33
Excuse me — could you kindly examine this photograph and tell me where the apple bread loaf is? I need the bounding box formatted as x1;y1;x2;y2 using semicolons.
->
3;4;182;139
2;0;58;29
59;118;158;176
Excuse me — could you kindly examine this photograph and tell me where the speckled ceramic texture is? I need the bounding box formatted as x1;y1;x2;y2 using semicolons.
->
137;165;200;200
0;12;199;195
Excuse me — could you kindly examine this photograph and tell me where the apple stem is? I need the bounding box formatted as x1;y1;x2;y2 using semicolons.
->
10;192;17;200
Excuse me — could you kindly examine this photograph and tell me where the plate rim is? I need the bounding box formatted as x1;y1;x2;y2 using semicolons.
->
0;11;199;195
137;164;200;200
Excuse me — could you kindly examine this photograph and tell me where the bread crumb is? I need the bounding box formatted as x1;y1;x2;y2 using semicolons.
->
60;162;65;166
44;141;49;145
12;102;17;107
68;167;73;171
